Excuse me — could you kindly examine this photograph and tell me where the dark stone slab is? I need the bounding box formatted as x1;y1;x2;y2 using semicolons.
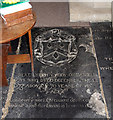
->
1;27;108;119
91;22;112;119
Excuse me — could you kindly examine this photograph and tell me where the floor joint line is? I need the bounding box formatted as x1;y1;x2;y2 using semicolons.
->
89;27;110;119
1;37;22;119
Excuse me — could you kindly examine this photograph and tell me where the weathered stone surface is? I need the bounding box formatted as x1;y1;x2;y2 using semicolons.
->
1;25;111;119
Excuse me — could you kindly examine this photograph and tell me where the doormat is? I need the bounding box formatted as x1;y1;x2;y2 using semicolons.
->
1;25;112;119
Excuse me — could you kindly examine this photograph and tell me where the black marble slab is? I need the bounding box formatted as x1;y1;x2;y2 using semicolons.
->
91;22;112;119
1;25;111;119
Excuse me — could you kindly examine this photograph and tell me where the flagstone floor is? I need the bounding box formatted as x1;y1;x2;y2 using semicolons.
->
1;22;112;119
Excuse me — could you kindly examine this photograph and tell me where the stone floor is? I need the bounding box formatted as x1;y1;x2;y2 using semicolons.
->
0;2;112;119
1;22;112;119
69;2;111;22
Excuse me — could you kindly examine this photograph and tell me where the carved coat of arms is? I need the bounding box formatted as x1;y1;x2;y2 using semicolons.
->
34;29;78;66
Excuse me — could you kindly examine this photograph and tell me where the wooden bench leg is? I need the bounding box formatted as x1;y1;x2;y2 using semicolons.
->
1;65;8;86
0;44;9;86
28;30;34;77
8;42;12;53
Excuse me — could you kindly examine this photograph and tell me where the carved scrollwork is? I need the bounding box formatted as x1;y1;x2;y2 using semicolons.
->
34;29;78;66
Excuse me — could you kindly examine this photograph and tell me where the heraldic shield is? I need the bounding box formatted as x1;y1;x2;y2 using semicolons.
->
34;29;78;66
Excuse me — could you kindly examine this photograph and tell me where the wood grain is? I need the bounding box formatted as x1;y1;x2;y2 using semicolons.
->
0;12;36;86
4;9;33;22
0;12;36;44
7;54;31;64
28;30;34;75
0;44;9;86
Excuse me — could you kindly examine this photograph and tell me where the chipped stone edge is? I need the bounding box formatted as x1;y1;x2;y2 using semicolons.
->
89;27;110;119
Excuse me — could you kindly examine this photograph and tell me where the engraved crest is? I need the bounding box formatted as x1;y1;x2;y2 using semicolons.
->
34;29;78;66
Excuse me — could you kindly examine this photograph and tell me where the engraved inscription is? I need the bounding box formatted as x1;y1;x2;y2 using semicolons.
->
100;57;113;71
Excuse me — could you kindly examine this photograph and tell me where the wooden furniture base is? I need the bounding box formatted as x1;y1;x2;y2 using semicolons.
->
0;12;36;87
0;30;34;86
0;44;10;86
7;54;31;64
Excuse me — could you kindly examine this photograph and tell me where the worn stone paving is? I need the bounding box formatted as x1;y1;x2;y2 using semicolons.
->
91;22;112;119
0;24;112;119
